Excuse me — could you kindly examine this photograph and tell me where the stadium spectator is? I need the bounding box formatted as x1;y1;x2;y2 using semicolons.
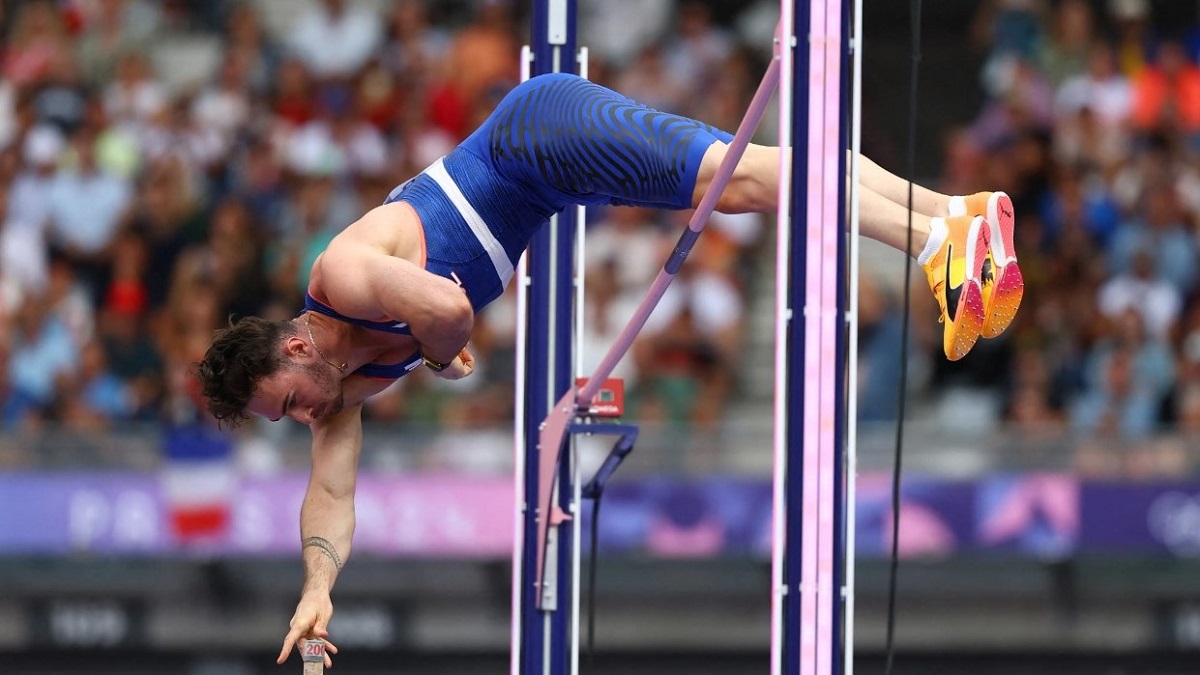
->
1107;182;1198;296
44;129;132;293
1038;0;1095;86
287;0;384;81
1129;40;1200;142
1071;308;1174;439
103;52;167;135
73;0;161;87
6;290;80;421
4;1;69;88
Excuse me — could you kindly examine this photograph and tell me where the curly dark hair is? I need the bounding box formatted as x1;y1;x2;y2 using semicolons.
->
194;316;298;427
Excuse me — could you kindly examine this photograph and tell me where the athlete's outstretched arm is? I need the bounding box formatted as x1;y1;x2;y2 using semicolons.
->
277;402;363;667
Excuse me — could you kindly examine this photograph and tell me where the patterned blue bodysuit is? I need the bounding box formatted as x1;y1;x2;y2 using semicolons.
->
314;73;734;380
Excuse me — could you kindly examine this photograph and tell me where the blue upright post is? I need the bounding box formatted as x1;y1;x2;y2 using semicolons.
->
782;1;811;667
519;1;578;675
782;0;812;670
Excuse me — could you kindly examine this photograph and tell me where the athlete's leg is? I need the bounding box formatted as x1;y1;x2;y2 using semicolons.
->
692;142;778;214
857;185;933;258
695;142;936;259
696;140;991;361
856;153;952;217
695;142;961;221
468;73;741;212
852;152;1022;339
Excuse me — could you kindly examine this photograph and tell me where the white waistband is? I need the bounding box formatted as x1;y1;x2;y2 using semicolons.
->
426;157;515;288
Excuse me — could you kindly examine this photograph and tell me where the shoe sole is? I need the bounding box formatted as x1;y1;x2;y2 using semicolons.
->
945;215;987;361
982;192;1024;338
948;281;985;360
982;262;1024;339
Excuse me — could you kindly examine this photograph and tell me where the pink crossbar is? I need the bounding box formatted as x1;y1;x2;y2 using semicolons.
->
533;57;782;606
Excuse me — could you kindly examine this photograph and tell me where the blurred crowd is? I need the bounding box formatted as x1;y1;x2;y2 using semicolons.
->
0;0;769;447
13;0;1200;479
857;0;1200;478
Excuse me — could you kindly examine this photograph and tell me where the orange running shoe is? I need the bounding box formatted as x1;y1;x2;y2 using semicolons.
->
921;215;988;361
951;191;1024;338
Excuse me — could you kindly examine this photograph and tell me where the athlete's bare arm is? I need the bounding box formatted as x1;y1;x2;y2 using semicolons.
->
276;368;404;665
315;203;475;365
277;396;374;666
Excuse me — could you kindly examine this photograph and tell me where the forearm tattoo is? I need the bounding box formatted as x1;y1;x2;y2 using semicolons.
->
302;536;343;571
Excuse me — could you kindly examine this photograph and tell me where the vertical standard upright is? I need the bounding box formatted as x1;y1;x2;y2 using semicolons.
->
514;1;579;675
772;0;856;674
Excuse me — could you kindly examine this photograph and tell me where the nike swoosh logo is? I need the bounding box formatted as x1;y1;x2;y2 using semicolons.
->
944;242;963;319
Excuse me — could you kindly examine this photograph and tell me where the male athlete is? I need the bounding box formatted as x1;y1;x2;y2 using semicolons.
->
194;73;1022;667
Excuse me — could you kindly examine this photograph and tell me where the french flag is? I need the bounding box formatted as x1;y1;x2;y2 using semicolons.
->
161;425;236;543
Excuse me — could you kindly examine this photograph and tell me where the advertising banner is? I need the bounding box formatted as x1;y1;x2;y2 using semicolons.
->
2;471;1199;559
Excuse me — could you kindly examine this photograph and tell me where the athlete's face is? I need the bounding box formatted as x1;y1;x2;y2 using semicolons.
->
248;361;345;426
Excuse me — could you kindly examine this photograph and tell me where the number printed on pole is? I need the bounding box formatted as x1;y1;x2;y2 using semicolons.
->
302;639;326;661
